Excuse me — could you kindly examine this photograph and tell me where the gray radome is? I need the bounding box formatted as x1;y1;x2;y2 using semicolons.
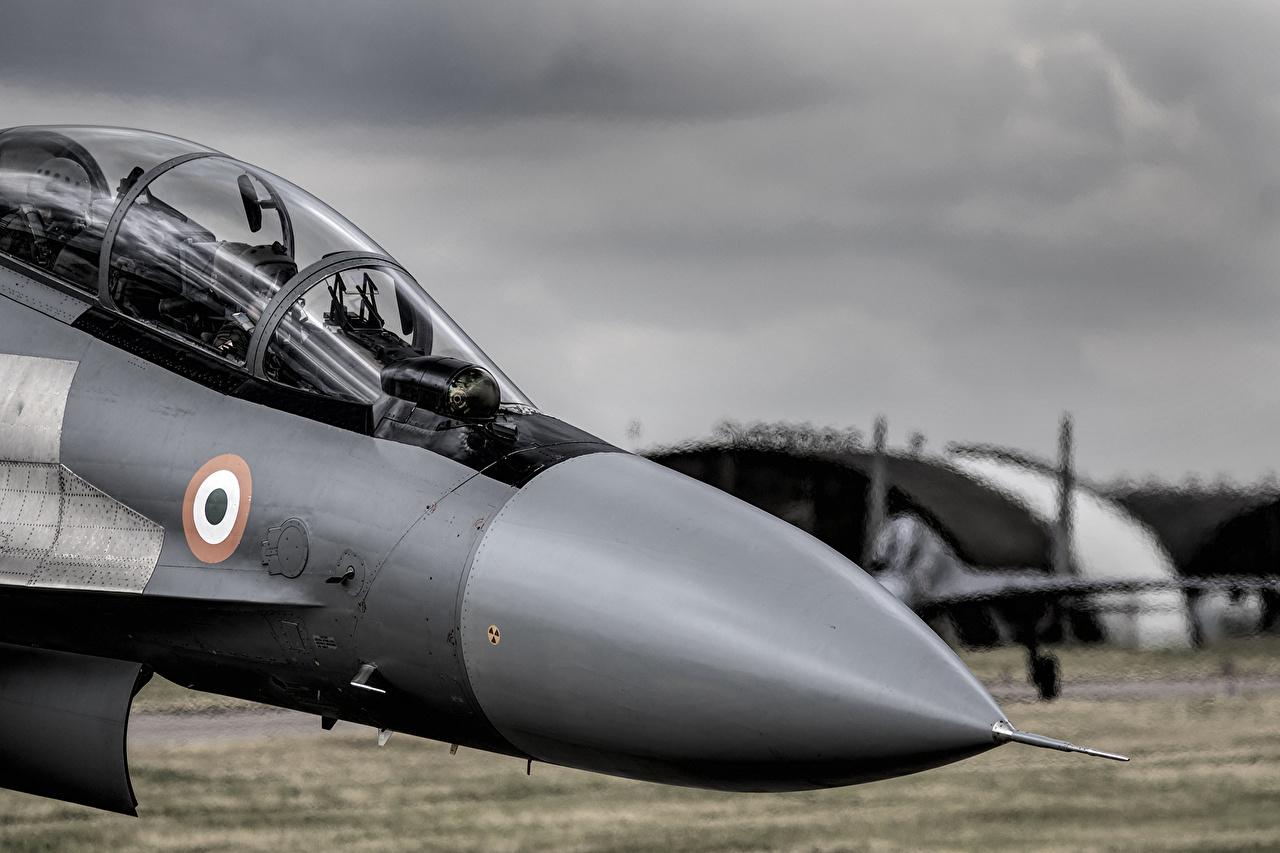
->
460;453;1004;791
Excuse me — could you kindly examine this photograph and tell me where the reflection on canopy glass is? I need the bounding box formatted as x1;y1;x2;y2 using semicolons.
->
0;125;532;408
109;157;297;364
266;265;528;405
0;126;209;292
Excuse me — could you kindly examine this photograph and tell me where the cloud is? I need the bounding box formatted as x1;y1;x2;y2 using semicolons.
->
3;0;1279;478
0;1;836;122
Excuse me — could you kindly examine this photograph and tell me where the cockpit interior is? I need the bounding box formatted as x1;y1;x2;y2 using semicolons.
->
0;126;523;399
0;128;111;292
0;126;609;482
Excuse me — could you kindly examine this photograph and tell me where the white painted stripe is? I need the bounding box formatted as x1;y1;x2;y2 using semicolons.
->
0;353;78;464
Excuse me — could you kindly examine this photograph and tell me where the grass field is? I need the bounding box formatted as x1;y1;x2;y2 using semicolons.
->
4;640;1280;852
958;635;1280;687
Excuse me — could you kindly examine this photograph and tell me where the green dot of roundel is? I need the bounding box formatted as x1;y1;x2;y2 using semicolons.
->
205;488;229;525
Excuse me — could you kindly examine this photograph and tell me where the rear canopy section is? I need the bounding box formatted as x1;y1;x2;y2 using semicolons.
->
0;126;213;293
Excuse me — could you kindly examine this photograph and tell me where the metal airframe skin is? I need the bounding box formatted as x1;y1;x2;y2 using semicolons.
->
0;125;1094;815
462;453;1003;790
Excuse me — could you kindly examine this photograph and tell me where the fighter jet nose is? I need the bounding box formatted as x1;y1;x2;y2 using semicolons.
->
460;453;1003;790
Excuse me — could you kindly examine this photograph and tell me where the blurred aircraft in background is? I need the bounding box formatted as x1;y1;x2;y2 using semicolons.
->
650;416;1280;700
869;512;1280;698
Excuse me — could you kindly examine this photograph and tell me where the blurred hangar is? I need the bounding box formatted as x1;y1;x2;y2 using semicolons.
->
647;416;1280;699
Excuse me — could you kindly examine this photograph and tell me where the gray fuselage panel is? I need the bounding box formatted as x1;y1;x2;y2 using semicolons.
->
0;289;522;752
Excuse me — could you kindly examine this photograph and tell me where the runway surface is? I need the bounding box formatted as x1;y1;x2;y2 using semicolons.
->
128;675;1280;745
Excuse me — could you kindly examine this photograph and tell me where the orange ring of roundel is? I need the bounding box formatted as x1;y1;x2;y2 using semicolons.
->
182;454;253;564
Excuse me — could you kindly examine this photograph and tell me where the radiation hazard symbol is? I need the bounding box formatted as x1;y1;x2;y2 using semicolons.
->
183;454;253;564
487;625;502;646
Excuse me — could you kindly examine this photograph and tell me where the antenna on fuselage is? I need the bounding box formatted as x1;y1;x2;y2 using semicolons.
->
863;415;888;566
1052;412;1076;578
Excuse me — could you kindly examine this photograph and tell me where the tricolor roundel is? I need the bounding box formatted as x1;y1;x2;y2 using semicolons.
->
183;454;252;564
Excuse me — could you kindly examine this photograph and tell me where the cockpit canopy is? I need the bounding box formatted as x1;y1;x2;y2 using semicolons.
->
0;125;530;407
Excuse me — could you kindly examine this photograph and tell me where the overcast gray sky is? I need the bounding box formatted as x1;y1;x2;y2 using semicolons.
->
3;0;1278;481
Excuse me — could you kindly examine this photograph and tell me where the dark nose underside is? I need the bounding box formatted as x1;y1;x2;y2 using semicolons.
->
459;453;1004;791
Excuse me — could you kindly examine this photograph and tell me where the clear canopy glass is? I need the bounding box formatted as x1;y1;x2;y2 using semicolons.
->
264;264;527;404
108;156;295;363
105;154;387;366
0;125;531;406
0;125;210;292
